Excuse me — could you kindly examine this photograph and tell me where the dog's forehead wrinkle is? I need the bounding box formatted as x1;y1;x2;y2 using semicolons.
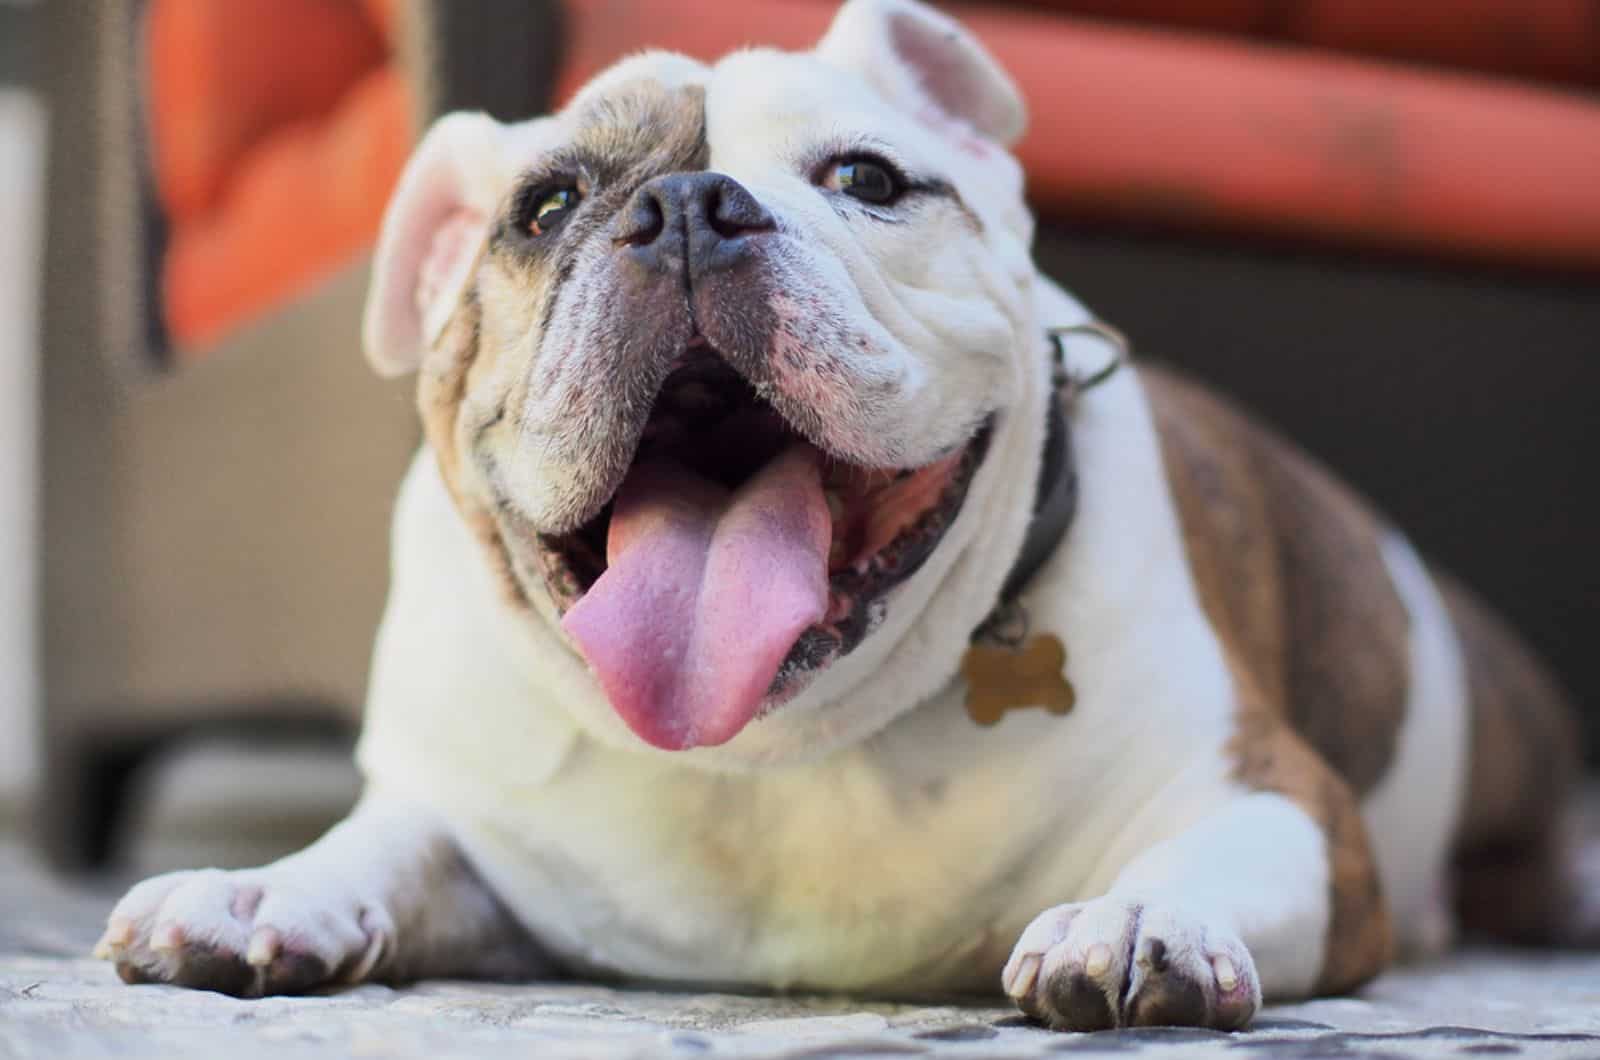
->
572;80;709;177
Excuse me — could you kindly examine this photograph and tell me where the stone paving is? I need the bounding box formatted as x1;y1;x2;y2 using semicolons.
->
6;841;1600;1059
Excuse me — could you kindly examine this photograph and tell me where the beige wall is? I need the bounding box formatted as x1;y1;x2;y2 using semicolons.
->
0;88;46;806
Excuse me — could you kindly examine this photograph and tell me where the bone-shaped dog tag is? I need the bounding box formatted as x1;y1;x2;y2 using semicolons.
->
962;634;1076;726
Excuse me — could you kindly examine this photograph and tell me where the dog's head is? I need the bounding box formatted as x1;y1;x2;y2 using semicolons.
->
363;0;1051;762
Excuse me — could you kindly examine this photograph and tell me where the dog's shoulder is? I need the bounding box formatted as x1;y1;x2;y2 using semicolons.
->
1137;364;1409;796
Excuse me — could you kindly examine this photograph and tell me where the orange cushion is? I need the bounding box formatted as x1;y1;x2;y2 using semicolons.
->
147;0;412;350
148;0;391;221
1012;0;1600;88
162;68;412;352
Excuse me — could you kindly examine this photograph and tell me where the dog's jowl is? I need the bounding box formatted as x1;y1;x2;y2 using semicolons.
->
97;0;1592;1031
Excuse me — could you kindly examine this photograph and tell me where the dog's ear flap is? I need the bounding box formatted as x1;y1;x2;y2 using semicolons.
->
816;0;1027;149
363;112;508;377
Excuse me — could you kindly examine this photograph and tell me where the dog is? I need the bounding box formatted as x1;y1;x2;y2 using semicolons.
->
95;0;1591;1031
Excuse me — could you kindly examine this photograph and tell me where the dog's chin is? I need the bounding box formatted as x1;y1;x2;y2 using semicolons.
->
520;338;992;752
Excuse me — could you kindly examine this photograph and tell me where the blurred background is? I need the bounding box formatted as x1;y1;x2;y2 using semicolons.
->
0;0;1595;888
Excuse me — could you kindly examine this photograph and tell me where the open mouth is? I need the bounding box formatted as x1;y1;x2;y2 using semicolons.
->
530;341;990;751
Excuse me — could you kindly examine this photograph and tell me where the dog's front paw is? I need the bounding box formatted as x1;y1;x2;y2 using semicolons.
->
1002;898;1260;1031
94;868;391;996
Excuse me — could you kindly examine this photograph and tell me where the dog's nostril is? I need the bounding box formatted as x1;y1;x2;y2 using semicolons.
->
706;190;738;240
706;183;775;240
615;194;666;248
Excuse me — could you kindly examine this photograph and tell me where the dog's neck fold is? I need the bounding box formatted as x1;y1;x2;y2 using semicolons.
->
982;321;1126;631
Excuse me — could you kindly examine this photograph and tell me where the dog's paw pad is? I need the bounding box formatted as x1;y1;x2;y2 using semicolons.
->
1003;898;1260;1031
94;868;390;997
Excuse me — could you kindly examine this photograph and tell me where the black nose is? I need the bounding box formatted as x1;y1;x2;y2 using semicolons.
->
615;172;774;275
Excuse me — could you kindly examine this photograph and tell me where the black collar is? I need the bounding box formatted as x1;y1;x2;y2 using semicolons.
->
990;321;1127;616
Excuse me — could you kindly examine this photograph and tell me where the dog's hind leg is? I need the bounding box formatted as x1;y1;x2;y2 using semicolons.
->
1441;574;1597;946
94;790;547;996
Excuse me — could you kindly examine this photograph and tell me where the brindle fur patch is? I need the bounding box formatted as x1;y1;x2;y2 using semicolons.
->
1441;573;1579;852
1143;366;1410;792
1440;573;1590;945
417;78;712;611
1142;365;1401;993
1259;436;1411;796
1229;710;1394;994
513;82;711;337
417;287;529;609
487;81;712;535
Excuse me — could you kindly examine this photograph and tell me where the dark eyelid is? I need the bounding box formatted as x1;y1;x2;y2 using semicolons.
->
808;142;955;204
511;172;585;213
494;169;586;248
503;146;599;218
806;134;902;175
809;142;905;187
904;175;957;200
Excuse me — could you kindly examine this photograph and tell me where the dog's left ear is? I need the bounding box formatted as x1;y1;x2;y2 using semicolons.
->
362;111;514;377
817;0;1027;148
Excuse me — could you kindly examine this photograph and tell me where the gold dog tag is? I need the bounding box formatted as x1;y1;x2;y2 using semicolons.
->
962;634;1076;726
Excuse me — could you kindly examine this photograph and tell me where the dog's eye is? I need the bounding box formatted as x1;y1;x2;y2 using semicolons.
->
525;186;581;237
820;157;903;205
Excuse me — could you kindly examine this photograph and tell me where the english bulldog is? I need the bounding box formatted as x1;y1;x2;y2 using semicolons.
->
96;0;1592;1031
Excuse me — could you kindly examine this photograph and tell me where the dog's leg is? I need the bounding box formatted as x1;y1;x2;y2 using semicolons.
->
94;791;545;996
1441;575;1598;945
1003;728;1389;1031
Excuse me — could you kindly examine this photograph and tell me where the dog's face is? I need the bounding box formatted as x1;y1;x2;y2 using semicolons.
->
364;0;1049;760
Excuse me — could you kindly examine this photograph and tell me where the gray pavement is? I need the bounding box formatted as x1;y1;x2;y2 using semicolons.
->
5;839;1600;1059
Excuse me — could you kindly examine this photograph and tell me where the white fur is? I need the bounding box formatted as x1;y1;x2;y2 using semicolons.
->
1363;532;1471;956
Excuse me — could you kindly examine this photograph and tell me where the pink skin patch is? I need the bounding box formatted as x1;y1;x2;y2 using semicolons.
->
916;102;995;159
415;211;485;318
827;451;965;572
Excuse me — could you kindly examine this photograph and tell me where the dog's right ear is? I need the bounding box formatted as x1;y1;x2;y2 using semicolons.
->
817;0;1026;149
363;112;510;377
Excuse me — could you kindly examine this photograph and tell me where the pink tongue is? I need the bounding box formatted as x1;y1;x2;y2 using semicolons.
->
561;445;832;750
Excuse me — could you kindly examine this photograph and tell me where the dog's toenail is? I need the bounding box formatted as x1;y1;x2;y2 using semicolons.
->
151;923;184;951
1084;943;1112;978
1213;954;1238;991
94;918;134;958
1005;953;1041;998
105;916;134;946
246;927;282;966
